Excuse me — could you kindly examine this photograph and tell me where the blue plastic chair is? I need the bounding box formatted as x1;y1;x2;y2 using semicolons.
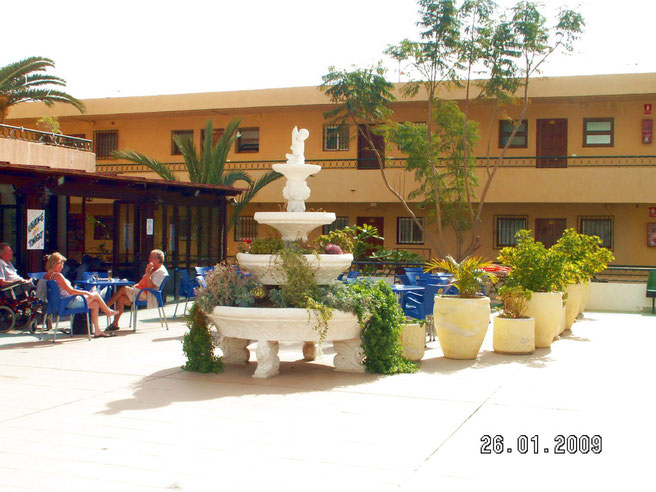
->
338;270;360;283
194;267;213;276
29;272;46;280
40;280;91;343
402;284;442;321
173;269;196;318
195;275;207;288
131;275;170;331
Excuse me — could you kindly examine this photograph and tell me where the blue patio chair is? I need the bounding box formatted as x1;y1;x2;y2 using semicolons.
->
131;275;170;332
173;269;196;318
402;284;441;320
40;280;91;343
195;275;207;289
338;270;360;283
29;272;46;280
194;266;213;276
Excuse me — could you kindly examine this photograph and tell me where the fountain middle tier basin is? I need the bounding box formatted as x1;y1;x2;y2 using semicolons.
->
237;252;354;285
254;211;336;242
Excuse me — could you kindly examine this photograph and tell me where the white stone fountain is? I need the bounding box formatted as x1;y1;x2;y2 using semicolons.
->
207;127;364;378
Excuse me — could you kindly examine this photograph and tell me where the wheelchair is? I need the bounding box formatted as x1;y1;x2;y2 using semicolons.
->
0;282;45;333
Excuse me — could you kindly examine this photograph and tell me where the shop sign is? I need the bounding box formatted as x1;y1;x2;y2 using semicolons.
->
27;209;45;250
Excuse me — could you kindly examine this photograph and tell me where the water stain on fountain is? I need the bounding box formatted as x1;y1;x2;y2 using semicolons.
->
208;127;364;378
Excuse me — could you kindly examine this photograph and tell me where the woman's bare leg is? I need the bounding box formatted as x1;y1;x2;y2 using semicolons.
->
88;291;118;316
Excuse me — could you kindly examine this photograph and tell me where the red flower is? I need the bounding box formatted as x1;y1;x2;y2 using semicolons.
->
243;239;252;244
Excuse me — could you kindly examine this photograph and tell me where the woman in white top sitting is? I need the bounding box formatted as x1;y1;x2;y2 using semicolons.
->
43;252;118;338
106;249;168;332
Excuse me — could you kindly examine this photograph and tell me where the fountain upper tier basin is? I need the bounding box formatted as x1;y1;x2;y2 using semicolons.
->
254;211;336;242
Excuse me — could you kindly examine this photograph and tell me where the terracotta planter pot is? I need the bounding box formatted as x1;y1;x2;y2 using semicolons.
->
400;323;425;361
434;296;490;360
565;283;584;330
493;316;535;355
525;292;563;348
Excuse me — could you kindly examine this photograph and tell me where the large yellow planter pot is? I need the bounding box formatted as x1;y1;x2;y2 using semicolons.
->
400;323;425;361
565;283;584;330
493;316;535;355
579;282;591;315
434;296;490;360
557;305;566;338
525;292;563;348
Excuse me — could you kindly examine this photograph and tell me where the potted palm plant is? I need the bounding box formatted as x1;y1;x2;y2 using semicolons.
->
498;231;566;348
493;285;535;354
425;256;497;359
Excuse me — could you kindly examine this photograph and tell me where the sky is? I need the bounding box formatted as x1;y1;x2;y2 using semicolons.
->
3;0;655;99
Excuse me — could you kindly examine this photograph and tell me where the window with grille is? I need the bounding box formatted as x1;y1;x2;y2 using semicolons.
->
323;125;349;151
171;130;193;155
397;217;424;245
236;127;259;153
234;216;258;241
94;130;118;159
578;216;613;249
495;216;528;248
322;216;349;234
583;118;614;147
200;128;225;152
499;120;528;148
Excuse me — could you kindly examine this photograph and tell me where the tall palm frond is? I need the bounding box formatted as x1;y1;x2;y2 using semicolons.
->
0;57;85;122
114;117;282;231
111;150;178;181
228;170;282;230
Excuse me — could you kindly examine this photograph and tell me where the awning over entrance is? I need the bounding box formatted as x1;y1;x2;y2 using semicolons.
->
0;161;243;276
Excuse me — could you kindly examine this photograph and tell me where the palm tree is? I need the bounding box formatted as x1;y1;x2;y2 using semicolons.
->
0;57;85;123
113;118;281;230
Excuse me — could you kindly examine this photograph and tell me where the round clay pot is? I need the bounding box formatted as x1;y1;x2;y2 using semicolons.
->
434;296;490;359
400;323;425;361
565;283;584;330
493;316;535;355
525;292;563;348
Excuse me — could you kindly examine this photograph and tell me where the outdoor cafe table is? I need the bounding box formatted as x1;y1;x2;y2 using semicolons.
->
73;278;133;298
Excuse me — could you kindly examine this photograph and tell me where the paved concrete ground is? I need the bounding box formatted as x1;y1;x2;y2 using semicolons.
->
0;306;653;491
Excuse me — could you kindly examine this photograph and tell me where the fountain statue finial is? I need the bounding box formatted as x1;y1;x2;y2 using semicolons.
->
286;126;310;165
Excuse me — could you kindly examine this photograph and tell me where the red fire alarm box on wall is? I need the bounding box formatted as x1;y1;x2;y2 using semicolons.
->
643;119;652;143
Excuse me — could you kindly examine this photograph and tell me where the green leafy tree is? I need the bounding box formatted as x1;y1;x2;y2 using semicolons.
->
0;57;85;123
113;118;281;230
324;1;583;260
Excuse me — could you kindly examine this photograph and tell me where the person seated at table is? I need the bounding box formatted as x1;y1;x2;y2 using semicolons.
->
43;252;118;338
0;242;35;298
106;249;168;332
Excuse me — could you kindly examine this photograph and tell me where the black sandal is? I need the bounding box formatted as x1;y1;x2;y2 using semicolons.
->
105;324;120;332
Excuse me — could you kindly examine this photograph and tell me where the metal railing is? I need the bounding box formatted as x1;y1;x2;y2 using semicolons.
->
0;124;93;151
96;155;656;173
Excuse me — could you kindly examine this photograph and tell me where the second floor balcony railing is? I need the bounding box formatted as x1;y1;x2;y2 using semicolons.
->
0;123;93;152
96;155;656;173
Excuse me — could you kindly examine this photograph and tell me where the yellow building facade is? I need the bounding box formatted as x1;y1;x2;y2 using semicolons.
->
7;73;656;266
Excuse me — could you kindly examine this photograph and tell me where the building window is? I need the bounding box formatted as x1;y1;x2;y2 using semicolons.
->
499;120;528;148
93;215;114;240
397;217;424;245
583;118;614;147
171;130;193;155
323;125;349;151
200;128;225;152
236;127;259;153
234;216;258;241
495;216;528;248
322;216;349;234
578;216;613;249
94;130;118;159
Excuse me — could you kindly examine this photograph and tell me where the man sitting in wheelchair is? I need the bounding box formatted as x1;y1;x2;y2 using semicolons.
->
0;242;35;299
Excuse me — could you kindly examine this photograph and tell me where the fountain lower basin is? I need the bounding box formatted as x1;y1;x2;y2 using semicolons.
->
254;211;335;242
208;306;365;378
236;252;353;285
